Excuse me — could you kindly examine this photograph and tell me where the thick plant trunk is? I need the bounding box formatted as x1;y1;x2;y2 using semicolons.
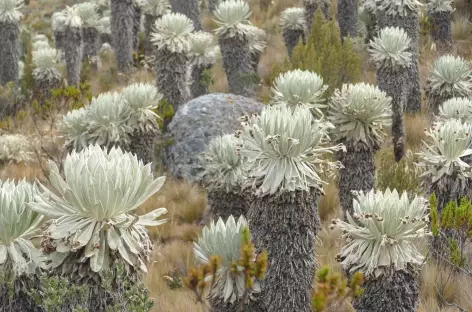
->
54;30;66;51
111;0;134;72
209;298;265;312
425;174;471;213
207;189;249;221
426;92;449;116
64;26;83;87
170;0;202;30
0;21;20;85
83;27;100;60
377;66;408;162
377;10;421;113
283;28;305;57
191;64;211;98
155;49;190;115
35;76;63;101
0;275;42;312
338;142;376;218
353;267;420;312
127;130;157;165
429;10;452;53
133;4;142;51
250;50;263;73
303;1;329;32
338;0;358;39
100;33;111;45
209;0;217;12
144;14;158;57
219;34;256;97
248;190;321;312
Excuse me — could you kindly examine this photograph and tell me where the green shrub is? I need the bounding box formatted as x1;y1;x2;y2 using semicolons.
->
268;9;362;95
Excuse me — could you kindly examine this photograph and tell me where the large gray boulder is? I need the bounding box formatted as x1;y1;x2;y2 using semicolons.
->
164;93;264;182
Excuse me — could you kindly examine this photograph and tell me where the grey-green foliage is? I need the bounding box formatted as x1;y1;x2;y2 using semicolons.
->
110;0;135;72
437;97;472;123
214;0;257;97
32;47;64;95
280;7;306;57
244;24;267;72
0;134;34;165
142;0;170;56
0;0;23;85
74;2;101;60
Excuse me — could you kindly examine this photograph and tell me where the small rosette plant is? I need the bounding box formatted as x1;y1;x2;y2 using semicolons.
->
142;0;171;16
375;0;423;17
32;47;64;82
271;69;328;117
240;105;345;196
426;54;472;98
437;97;472;123
194;215;259;303
331;189;430;277
328;83;392;148
0;134;34;165
188;31;220;67
280;7;306;31
416;119;472;183
29;145;168;273
213;0;252;38
0;180;43;275
0;0;23;23
151;12;194;54
369;26;412;69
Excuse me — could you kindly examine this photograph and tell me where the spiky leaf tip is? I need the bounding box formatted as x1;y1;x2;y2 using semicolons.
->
142;0;170;16
328;82;392;148
416;119;472;183
280;7;306;31
437;97;472;123
0;134;34;165
0;0;23;23
427;0;454;13
199;134;245;193
426;54;472;98
29;145;168;273
369;26;412;69
213;0;252;38
194;215;259;303
120;83;162;134
32;47;64;81
61;107;90;152
332;189;430;278
240;105;345;196
0;179;42;276
151;12;194;53
188;31;219;67
271;69;328;117
376;0;423;16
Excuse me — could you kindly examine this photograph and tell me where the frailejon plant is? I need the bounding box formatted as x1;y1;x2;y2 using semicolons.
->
358;1;377;43
427;0;453;53
151;12;193;122
244;24;267;72
303;0;329;31
331;189;430;312
0;134;34;166
369;26;412;161
32;47;64;98
437;97;472;123
61;106;89;152
28;145;168;311
52;11;66;51
214;0;257;97
375;0;423;113
97;12;111;44
338;0;358;39
328;83;392;217
193;216;264;311
271;69;327;117
425;54;472;115
240;105;344;312
110;0;134;72
61;6;84;87
280;7;306;58
416;119;472;212
0;0;23;84
74;2;101;60
188;31;219;98
0;180;43;312
169;0;202;30
142;0;170;56
199;134;248;220
32;39;50;51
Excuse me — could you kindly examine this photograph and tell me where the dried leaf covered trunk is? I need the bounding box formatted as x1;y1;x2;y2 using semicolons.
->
170;0;202;30
63;26;83;87
338;0;358;39
54;30;66;51
338;142;376;218
376;11;421;113
83;27;100;60
377;66;408;161
303;1;329;32
283;28;305;58
207;190;249;221
429;10;452;53
191;64;211;98
219;34;256;97
144;14;158;57
111;0;134;72
0;21;20;85
426;91;449;116
0;274;42;312
248;190;321;312
35;76;63;101
127;130;157;165
353;267;420;312
133;4;142;51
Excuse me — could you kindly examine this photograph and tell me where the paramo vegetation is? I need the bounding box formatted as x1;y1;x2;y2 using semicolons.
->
0;0;472;311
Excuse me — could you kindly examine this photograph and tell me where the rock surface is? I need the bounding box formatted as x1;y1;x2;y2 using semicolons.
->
164;93;264;182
